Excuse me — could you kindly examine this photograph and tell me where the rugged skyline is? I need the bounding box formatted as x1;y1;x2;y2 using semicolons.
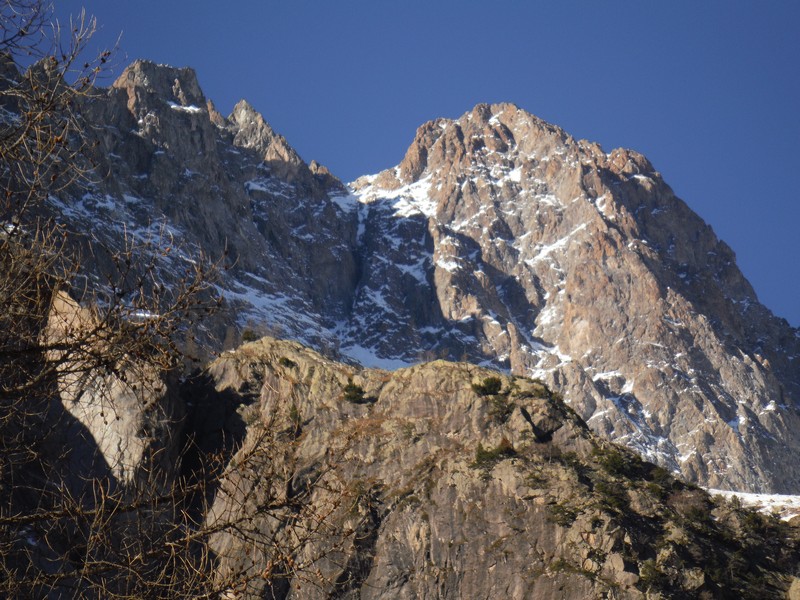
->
54;1;800;327
34;57;800;494
6;5;800;596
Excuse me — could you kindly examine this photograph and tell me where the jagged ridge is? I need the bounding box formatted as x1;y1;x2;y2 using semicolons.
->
40;61;800;493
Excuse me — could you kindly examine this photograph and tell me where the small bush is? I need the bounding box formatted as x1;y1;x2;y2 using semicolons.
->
550;557;596;580
471;438;516;471
592;445;645;478
242;329;259;342
644;481;667;500
526;470;548;487
648;465;672;486
278;356;296;368
638;559;668;590
597;449;628;475
560;451;582;470
644;466;672;499
669;489;713;531
289;403;301;426
472;376;503;396
550;558;570;572
488;395;514;422
547;503;578;526
343;378;367;403
400;421;417;440
595;480;628;512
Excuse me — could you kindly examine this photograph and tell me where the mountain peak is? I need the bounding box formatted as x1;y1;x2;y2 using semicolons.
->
391;103;580;185
223;98;344;196
113;59;205;108
229;98;262;123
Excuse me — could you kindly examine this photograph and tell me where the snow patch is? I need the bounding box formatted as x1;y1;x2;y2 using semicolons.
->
708;489;800;521
592;370;623;382
168;101;203;113
341;344;414;370
245;180;269;192
435;256;460;272
525;223;588;265
352;175;436;218
330;192;359;212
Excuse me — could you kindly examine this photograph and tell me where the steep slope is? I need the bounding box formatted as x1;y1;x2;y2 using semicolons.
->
347;103;800;493
185;337;800;599
40;61;800;493
62;60;360;349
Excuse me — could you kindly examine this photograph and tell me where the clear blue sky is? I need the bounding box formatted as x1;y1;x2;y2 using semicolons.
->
56;1;800;327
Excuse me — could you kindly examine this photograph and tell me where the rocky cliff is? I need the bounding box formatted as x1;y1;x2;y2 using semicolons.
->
185;338;800;598
41;60;800;494
9;333;800;598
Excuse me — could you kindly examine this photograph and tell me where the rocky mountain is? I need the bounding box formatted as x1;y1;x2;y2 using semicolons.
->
41;60;800;494
346;105;800;495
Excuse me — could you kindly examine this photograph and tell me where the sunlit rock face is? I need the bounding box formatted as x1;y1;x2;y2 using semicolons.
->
187;337;800;599
349;102;800;493
50;61;800;492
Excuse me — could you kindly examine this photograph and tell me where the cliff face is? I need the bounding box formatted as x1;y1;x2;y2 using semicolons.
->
10;330;799;598
184;337;800;599
68;60;359;349
42;61;800;493
349;103;800;493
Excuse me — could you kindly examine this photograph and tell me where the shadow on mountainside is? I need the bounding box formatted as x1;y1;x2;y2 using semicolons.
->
178;370;250;519
1;379;121;597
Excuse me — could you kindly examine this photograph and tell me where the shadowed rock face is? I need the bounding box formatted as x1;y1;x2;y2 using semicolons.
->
187;337;800;599
70;60;360;347
44;291;181;485
45;61;800;492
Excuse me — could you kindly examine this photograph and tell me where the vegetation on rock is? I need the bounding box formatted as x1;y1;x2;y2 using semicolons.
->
343;377;367;403
472;375;503;396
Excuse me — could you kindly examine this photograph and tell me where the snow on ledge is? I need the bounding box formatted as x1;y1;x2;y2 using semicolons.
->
708;488;800;521
168;101;203;114
341;344;414;371
351;175;436;218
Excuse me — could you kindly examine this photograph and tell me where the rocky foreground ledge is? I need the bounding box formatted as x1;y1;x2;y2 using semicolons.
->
178;337;800;599
6;327;800;597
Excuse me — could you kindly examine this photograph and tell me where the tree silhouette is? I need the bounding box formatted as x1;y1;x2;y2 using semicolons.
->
0;3;352;597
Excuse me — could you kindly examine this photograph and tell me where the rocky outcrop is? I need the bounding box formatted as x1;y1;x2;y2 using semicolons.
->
44;291;181;484
186;337;800;599
8;329;797;598
41;62;800;493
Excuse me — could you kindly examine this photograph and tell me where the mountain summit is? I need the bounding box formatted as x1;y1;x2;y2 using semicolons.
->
349;102;800;493
47;63;800;493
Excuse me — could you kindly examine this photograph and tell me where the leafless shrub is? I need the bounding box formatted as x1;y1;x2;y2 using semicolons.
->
0;3;355;597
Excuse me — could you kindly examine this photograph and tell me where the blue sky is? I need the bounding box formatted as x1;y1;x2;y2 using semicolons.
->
57;1;800;326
